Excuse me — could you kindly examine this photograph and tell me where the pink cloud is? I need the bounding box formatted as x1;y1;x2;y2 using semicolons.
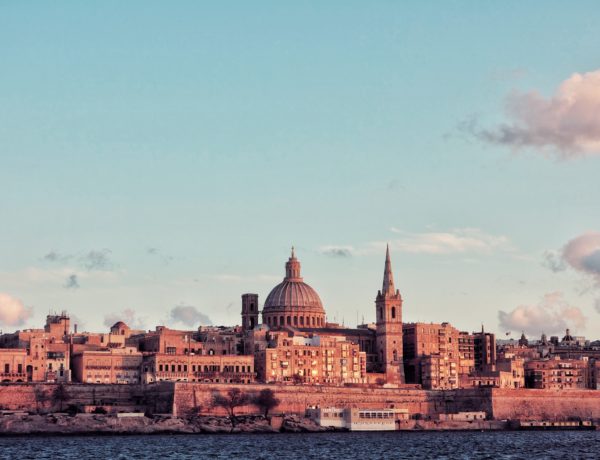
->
474;70;600;157
498;292;586;336
0;293;33;327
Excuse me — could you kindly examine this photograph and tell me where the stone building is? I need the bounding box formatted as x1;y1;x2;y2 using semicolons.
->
0;313;71;382
243;247;403;385
403;322;461;389
0;349;27;382
525;357;589;389
141;354;254;384
71;347;143;384
255;331;366;385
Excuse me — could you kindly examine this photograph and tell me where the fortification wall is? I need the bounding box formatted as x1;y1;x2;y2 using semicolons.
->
491;388;600;421
171;383;492;417
0;382;174;413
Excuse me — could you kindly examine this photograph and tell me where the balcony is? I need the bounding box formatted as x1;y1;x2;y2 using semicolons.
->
0;372;27;381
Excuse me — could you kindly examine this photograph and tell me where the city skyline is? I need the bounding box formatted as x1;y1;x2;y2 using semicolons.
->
1;2;600;336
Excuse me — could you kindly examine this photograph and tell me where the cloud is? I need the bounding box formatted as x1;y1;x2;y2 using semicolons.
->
43;251;72;263
470;70;600;157
43;248;114;271
63;274;80;289
542;250;567;273
498;292;586;336
103;308;146;330
147;247;174;265
384;228;511;255
69;313;86;331
595;299;600;314
81;249;113;271
169;305;212;327
545;232;600;283
0;293;33;327
562;232;600;280
319;246;354;258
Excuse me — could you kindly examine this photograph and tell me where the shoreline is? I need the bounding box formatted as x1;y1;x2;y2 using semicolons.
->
1;413;591;436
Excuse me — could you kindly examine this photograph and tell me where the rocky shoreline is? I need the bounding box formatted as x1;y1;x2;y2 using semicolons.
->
0;413;338;436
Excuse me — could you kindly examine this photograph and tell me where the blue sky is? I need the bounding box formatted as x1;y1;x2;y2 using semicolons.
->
1;1;600;338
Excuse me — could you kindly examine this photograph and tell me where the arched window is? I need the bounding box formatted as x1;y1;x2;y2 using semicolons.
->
391;307;396;319
250;303;254;312
287;316;291;325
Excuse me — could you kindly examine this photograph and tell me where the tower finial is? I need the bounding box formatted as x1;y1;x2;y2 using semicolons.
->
291;245;295;258
382;244;396;296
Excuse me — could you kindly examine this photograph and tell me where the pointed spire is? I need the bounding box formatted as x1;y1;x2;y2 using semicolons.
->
382;244;396;296
291;245;295;259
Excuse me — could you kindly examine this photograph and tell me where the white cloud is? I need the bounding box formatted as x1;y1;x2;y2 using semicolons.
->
383;228;511;255
498;292;586;336
0;293;33;327
472;70;600;157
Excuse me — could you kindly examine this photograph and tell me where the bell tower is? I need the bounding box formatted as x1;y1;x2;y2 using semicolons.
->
375;245;404;384
241;293;259;332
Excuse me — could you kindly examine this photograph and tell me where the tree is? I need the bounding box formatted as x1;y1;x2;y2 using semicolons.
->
34;387;50;414
51;383;70;412
211;388;250;427
252;388;280;419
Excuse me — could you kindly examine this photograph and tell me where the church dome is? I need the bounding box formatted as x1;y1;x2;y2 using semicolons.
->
262;248;326;328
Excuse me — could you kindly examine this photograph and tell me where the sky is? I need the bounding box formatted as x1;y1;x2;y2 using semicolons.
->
1;1;600;339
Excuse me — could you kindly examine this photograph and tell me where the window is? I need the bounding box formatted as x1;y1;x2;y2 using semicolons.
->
391;307;396;319
4;364;8;373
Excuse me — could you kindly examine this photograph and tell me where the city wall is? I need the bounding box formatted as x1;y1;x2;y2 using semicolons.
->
172;383;491;417
3;383;600;422
491;388;600;420
0;383;174;414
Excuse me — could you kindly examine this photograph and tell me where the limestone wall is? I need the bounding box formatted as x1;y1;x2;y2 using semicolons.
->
491;388;600;421
171;383;492;418
0;382;174;413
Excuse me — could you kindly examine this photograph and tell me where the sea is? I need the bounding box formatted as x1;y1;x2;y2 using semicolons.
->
2;431;599;459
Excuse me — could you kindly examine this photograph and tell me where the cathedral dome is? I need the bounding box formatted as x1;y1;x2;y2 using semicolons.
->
262;248;326;328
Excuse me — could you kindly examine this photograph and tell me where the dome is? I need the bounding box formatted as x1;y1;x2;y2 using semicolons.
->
262;248;326;328
264;280;323;311
111;321;129;330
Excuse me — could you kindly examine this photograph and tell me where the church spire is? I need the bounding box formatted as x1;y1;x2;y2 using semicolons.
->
382;244;396;296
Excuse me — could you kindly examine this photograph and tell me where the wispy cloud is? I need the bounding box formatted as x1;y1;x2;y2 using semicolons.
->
498;292;586;336
81;249;113;271
467;70;600;158
319;245;354;258
542;250;567;273
63;274;80;289
147;247;174;265
382;228;511;255
169;304;212;327
103;308;146;330
43;248;114;271
0;293;33;327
